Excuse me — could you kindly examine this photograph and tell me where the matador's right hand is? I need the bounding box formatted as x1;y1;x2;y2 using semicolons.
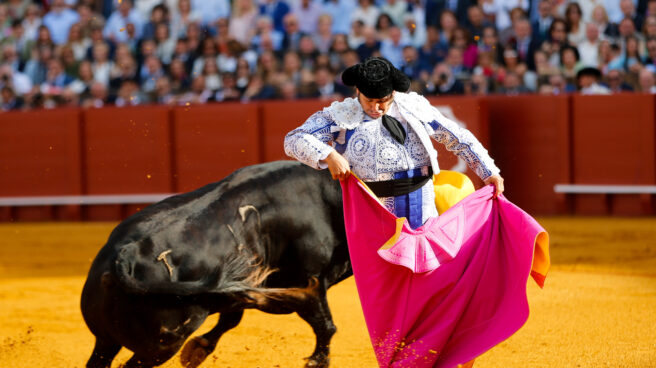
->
323;151;351;180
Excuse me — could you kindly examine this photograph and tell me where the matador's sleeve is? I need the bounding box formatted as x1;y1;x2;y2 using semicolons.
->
284;110;336;170
407;93;500;180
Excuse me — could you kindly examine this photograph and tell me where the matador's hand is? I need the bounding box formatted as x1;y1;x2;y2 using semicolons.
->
323;151;351;180
484;175;504;199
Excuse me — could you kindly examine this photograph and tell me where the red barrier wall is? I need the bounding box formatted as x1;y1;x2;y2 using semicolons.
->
82;105;173;220
571;94;656;215
0;108;82;221
172;102;260;192
487;95;571;215
260;99;327;162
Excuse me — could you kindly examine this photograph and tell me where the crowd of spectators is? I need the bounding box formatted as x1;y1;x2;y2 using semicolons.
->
1;0;655;111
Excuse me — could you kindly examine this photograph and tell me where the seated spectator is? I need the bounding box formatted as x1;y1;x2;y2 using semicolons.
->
564;2;587;46
0;62;32;96
75;2;104;40
298;35;319;70
502;46;537;91
2;43;23;75
258;0;290;33
401;13;426;49
380;26;406;68
103;0;144;45
327;33;352;71
608;35;644;75
251;16;284;53
351;0;380;28
638;68;656;92
218;39;246;73
644;37;656;72
356;26;382;61
65;22;91;62
605;68;634;92
465;4;491;41
23;45;52;86
234;57;252;92
559;45;583;84
140;55;166;93
531;0;554;46
312;14;334;54
171;0;202;40
426;62;464;95
590;4;619;40
21;4;42;43
176;75;214;104
168;58;191;93
533;49;559;84
499;7;528;46
578;23;601;67
348;19;366;49
541;18;570;68
466;72;490;95
507;17;539;71
152;75;175;104
322;0;354;35
200;56;222;91
86;24;115;62
228;0;258;48
547;72;577;94
277;79;299;99
312;66;353;100
478;25;504;65
154;22;175;65
24;25;55;62
42;0;80;45
444;46;468;80
215;72;242;101
68;60;94;94
90;42;113;87
81;81;109;108
192;0;231;27
0;86;24;111
644;15;656;39
60;44;80;78
281;13;305;52
450;26;478;70
399;44;430;81
498;70;530;95
241;73;277;101
172;37;196;73
576;66;611;94
620;0;644;31
381;0;408;29
292;0;322;34
7;20;29;64
114;79;144;107
375;13;395;41
142;4;169;41
437;9;458;48
109;52;138;91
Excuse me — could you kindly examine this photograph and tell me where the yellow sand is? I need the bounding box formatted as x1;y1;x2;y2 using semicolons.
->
0;218;655;368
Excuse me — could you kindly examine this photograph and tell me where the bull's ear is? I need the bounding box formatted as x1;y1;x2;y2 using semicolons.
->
239;205;261;228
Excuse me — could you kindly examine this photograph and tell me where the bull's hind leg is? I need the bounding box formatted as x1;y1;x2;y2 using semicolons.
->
296;285;336;368
180;310;244;368
86;338;121;368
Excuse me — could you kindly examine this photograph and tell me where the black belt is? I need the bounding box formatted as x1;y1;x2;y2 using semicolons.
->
364;168;433;198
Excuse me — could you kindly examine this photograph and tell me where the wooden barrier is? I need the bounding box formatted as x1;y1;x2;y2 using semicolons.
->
570;94;656;215
0;108;82;221
486;95;571;215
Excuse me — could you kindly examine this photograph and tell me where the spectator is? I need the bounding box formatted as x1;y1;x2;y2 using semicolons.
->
311;66;353;99
531;0;554;45
21;3;42;42
140;55;165;93
65;22;91;62
258;0;290;34
228;0;258;47
498;70;530;95
75;2;104;39
170;0;201;40
576;65;611;94
298;35;320;70
620;0;644;31
192;0;231;27
0;63;32;96
42;0;80;45
292;0;322;34
280;50;303;85
153;22;175;65
6;0;29;20
450;26;478;70
177;75;214;104
212;72;240;101
152;75;175;104
103;0;144;45
312;14;334;54
547;72;576;94
0;85;24;111
564;2;587;46
425;0;470;27
605;68;634;92
171;37;195;73
478;25;504;64
399;44;430;80
465;4;491;41
23;45;52;85
348;19;366;49
251;15;284;53
81;81;109;108
484;0;529;32
426;62;464;95
401;13;427;48
437;9;458;49
375;13;395;41
509;17;538;70
643;15;656;38
380;26;406;68
114;78;143;106
191;37;217;77
68;60;94;94
499;6;528;46
241;73;277;101
234;57;251;92
559;44;582;84
322;0;353;35
502;46;537;91
590;4;620;40
351;0;380;28
60;44;79;78
218;39;246;73
327;33;352;71
444;46;468;80
418;26;448;68
638;67;656;92
644;37;656;72
90;42;113;87
7;20;29;63
381;0;408;28
541;18;569;68
579;23;601;67
142;4;169;40
2;43;23;74
608;35;644;75
617;17;643;53
466;71;489;95
357;26;382;61
604;0;632;24
201;56;222;91
281;13;305;52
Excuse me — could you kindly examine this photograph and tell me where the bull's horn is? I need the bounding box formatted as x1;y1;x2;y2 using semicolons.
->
239;205;261;227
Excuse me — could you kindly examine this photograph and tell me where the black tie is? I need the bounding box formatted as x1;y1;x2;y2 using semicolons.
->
382;115;406;145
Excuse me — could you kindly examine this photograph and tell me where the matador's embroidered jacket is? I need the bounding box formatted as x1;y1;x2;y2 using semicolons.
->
284;92;500;228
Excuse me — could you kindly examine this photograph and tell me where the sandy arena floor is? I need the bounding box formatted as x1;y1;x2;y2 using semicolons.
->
0;217;655;368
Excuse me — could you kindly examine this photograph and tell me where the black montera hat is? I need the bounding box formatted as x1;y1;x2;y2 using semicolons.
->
341;57;411;99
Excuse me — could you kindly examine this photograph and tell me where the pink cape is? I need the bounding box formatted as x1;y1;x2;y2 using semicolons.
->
340;175;550;368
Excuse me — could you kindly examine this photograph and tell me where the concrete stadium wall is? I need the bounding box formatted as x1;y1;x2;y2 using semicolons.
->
0;95;654;221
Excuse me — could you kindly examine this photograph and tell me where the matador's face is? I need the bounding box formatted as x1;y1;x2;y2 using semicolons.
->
357;90;395;119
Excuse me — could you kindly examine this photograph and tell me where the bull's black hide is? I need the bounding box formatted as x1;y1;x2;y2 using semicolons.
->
81;161;352;368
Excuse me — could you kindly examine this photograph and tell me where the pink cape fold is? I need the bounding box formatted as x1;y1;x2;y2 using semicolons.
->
340;175;549;368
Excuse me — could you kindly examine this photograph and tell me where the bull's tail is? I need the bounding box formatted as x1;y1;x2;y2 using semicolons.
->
111;241;284;302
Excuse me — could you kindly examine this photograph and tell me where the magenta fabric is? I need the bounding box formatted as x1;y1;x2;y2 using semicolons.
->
340;175;547;367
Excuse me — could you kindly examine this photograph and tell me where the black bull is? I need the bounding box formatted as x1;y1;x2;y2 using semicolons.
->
81;161;354;368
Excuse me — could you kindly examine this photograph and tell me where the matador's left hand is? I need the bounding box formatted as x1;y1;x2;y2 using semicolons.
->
483;175;504;199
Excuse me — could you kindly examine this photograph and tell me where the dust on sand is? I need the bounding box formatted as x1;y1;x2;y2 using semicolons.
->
0;218;655;368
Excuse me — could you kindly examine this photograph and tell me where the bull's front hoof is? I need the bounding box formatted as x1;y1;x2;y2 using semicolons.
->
180;337;212;368
304;356;329;368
